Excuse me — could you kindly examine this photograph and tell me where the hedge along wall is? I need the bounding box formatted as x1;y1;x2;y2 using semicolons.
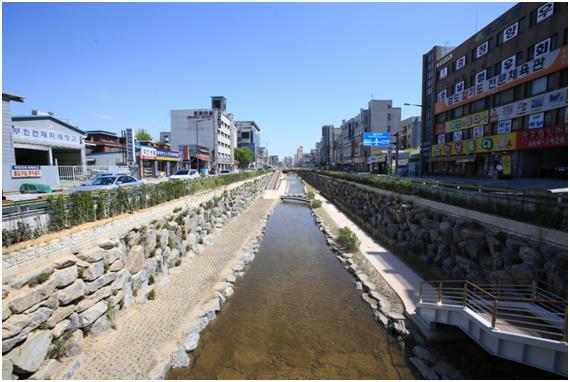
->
2;171;272;248
309;171;567;231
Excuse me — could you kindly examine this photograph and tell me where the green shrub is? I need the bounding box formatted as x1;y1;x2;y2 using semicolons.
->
148;289;156;300
307;191;315;199
338;227;360;252
311;199;322;208
48;330;73;359
148;275;155;285
174;259;182;267
28;271;52;287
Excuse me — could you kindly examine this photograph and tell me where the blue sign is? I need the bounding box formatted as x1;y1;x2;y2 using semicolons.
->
363;132;390;147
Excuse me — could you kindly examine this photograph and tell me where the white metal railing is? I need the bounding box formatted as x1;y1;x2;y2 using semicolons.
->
419;279;568;341
57;165;129;188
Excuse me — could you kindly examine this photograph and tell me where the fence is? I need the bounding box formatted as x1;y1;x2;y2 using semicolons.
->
57;165;131;188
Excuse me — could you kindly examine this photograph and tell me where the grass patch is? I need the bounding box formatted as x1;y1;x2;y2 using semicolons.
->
48;330;73;359
307;191;315;199
148;275;155;285
28;271;53;287
147;289;156;300
174;259;182;267
338;227;360;252
311;199;322;208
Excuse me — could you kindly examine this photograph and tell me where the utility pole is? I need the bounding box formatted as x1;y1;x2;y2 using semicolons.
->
394;131;400;177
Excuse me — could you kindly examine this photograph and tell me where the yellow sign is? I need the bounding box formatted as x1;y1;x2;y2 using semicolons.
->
445;110;489;133
431;133;517;157
371;148;382;155
502;155;512;176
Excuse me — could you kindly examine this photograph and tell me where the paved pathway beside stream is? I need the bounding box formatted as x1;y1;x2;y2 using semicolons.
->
72;198;277;379
314;193;424;315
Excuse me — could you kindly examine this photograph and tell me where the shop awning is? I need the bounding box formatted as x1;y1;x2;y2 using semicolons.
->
428;155;476;163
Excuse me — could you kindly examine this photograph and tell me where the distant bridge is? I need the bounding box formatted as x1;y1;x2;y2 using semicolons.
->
280;195;310;204
416;279;567;376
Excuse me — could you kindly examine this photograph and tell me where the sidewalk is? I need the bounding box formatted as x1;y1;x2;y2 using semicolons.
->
314;193;424;315
69;198;277;379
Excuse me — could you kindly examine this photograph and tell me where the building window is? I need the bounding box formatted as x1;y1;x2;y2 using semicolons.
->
494;88;515;106
455;81;464;94
476;69;487;84
533;37;551;58
456;56;466;70
471;98;486;113
452;107;463;119
536;3;554;24
476;41;489;58
501;54;517;73
439;67;448;79
530;76;548;96
502;21;519;43
547;71;562;91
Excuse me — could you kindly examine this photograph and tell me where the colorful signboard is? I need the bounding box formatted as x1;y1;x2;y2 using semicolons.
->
12;126;82;148
11;165;41;178
444;110;489;133
363;132;390;147
156;149;181;161
498;120;512;134
528;113;545;129
431;133;517;157
490;88;567;122
435;46;568;114
140;146;157;160
516;125;567;150
435;123;446;135
472;125;484;138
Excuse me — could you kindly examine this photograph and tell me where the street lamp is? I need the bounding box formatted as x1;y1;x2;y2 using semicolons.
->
403;102;425;178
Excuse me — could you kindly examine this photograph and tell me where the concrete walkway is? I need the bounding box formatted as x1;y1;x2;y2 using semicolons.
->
314;193;424;315
70;198;277;379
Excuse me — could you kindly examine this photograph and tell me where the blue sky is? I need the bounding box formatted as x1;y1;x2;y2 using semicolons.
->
3;2;514;159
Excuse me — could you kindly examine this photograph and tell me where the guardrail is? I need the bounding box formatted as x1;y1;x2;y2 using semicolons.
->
420;279;568;341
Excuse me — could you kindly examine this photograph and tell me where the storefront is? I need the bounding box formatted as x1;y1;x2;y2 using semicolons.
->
181;145;211;175
431;132;517;177
139;146;181;178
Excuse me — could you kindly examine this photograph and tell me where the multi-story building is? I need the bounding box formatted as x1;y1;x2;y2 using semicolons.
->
269;155;279;167
423;2;567;178
170;96;236;173
331;127;343;168
320;125;334;168
85;130;126;166
400;117;422;149
159;131;171;145
236;121;261;166
295;146;303;166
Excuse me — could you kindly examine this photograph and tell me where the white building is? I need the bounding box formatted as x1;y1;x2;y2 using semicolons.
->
170;96;236;173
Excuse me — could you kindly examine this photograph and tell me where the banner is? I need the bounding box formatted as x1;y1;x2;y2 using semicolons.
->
140;146;157;160
156;149;181;161
445;110;489;133
12;126;82;148
435;123;446;135
497;120;512;134
435;46;568;114
516;125;567;150
11;165;41;178
125;128;136;164
490;88;567;122
431;133;517;157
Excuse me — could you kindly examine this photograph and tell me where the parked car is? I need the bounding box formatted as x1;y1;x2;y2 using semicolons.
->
219;170;232;176
80;172;128;186
169;169;200;181
75;175;143;192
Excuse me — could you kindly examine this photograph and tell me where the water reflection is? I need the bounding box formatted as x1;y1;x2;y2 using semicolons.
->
167;175;413;379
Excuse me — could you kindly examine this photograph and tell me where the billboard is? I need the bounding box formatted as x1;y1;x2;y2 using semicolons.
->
125;128;136;164
363;132;390;147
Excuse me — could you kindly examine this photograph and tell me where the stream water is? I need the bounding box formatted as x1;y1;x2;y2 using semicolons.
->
167;175;414;379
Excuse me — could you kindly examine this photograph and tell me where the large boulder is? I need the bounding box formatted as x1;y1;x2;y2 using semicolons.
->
81;261;104;282
76;248;104;263
76;286;112;313
125;245;146;274
85;273;117;294
90;315;112;337
8;282;56;314
46;305;76;328
79;301;107;327
7;266;54;290
53;266;78;289
58;280;86;305
9;330;53;374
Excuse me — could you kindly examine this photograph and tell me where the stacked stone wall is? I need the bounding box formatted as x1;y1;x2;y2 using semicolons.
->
300;173;567;292
2;175;270;379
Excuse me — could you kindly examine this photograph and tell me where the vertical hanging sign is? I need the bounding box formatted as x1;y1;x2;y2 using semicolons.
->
126;128;136;164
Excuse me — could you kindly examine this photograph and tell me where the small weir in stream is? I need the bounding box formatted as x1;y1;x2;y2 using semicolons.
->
167;174;414;379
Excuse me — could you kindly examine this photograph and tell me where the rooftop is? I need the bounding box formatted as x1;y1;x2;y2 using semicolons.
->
12;115;86;135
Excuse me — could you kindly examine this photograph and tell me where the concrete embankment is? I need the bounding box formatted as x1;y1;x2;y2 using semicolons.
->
2;174;276;380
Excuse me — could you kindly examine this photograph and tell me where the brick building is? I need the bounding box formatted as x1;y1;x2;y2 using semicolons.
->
422;2;567;178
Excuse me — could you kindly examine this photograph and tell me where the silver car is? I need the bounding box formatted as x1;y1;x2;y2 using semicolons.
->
75;175;143;192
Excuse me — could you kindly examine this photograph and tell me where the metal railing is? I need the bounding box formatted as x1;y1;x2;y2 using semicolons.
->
419;279;568;342
57;165;130;188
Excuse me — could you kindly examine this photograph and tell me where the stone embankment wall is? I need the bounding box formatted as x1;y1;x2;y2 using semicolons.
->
300;173;567;292
2;176;270;380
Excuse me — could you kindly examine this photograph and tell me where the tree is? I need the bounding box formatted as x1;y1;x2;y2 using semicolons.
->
234;147;254;169
136;128;153;142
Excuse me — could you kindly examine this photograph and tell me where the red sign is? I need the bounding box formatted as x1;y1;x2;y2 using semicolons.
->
516;125;568;150
435;123;446;135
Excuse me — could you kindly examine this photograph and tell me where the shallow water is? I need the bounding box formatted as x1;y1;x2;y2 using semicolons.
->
167;175;414;379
